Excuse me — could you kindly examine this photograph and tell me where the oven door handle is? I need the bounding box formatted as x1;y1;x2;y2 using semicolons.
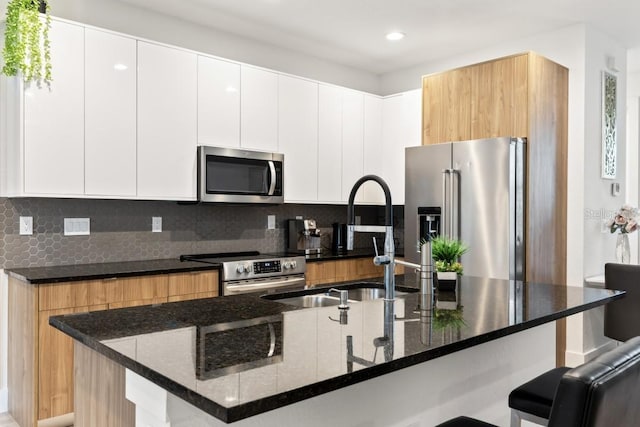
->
267;161;277;196
224;276;306;295
267;322;276;357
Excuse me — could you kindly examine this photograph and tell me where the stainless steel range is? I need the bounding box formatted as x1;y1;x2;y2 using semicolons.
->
180;251;306;296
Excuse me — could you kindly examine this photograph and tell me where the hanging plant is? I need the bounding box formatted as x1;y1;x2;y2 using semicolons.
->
2;0;52;86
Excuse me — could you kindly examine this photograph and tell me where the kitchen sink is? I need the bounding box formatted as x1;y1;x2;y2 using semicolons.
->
264;283;417;308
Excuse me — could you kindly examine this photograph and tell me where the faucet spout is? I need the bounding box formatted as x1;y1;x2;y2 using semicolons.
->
346;175;395;300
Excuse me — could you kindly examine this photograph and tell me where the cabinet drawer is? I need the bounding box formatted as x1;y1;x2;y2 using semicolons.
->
167;291;218;303
121;275;168;301
39;280;123;311
168;271;219;296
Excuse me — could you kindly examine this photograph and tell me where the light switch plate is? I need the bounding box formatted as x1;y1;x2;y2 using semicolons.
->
267;215;276;230
19;216;33;235
152;217;162;233
64;218;90;236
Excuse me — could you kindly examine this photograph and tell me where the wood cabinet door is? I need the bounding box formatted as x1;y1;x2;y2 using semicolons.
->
422;68;472;145
306;262;337;287
168;271;219;297
38;305;107;420
470;55;528;139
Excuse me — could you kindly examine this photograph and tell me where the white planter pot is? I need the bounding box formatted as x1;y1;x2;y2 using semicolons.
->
436;271;458;291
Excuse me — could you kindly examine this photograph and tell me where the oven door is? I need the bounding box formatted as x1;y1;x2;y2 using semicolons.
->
198;146;283;203
223;274;306;296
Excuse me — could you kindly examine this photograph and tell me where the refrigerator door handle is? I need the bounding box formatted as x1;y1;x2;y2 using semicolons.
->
451;168;460;241
441;169;450;238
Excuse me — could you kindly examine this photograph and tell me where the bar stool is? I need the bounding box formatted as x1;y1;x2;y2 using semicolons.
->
436;336;640;427
507;262;640;426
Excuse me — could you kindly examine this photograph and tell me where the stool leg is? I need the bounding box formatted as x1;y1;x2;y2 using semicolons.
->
510;409;522;427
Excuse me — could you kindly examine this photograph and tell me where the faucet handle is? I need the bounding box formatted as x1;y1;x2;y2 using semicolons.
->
372;237;379;256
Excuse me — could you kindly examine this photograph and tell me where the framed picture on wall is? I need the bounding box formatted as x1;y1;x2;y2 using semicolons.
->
602;70;617;179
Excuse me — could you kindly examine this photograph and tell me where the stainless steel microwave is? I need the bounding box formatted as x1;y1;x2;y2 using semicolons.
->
198;146;284;203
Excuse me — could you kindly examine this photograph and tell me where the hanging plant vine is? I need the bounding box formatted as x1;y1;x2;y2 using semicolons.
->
2;0;52;86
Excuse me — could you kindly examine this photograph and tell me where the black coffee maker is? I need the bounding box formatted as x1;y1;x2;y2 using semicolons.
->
332;223;348;254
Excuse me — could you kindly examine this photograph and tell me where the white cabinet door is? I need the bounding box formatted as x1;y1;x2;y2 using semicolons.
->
341;90;364;203
240;66;278;152
197;56;240;148
317;84;342;203
381;89;422;205
23;20;84;195
278;75;318;202
362;95;385;204
137;41;197;200
85;28;137;197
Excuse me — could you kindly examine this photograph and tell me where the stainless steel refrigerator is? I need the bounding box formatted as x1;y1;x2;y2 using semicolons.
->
404;137;526;281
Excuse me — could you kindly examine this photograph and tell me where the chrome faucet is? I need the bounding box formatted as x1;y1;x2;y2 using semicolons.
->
346;175;396;300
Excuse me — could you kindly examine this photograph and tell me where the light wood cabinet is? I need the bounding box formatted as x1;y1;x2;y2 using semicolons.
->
421;51;568;287
306;258;404;287
9;270;219;426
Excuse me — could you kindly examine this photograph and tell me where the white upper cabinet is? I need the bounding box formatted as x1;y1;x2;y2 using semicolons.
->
317;84;343;203
137;41;198;200
197;56;240;148
341;90;364;203
23;19;84;195
362;95;385;204
278;75;318;202
85;29;137;197
381;89;422;205
241;66;278;152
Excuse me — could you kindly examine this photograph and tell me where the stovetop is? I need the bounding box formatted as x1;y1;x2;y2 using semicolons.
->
180;251;294;265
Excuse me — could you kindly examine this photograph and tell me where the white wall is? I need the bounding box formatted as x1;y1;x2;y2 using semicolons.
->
0;271;7;413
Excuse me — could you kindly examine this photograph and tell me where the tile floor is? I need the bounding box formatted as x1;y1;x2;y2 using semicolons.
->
0;413;18;427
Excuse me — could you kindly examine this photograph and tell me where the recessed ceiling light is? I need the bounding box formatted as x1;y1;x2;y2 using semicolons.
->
386;32;405;41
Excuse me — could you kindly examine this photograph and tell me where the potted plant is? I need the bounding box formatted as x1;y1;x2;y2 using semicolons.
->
2;0;52;85
429;236;468;290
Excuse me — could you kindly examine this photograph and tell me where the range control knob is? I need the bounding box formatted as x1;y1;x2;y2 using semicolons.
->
282;261;292;270
290;260;297;269
236;263;251;274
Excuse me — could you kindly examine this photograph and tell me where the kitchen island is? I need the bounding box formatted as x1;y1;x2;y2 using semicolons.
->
50;275;622;426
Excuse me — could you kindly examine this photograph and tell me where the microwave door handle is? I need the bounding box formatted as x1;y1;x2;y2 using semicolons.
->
267;161;277;195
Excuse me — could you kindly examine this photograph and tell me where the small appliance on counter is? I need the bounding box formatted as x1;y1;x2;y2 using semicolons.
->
287;219;322;254
331;223;348;254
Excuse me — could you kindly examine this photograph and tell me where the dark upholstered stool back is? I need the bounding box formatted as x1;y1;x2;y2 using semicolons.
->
604;263;640;341
548;336;640;426
438;337;640;427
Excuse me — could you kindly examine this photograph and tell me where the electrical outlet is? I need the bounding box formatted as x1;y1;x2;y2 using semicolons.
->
267;215;276;230
152;217;162;233
19;216;33;235
64;218;90;236
295;215;303;220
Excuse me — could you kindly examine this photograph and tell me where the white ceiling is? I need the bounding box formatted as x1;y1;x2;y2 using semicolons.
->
98;0;640;74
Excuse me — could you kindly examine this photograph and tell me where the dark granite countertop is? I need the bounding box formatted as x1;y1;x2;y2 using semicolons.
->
6;258;220;284
49;275;623;423
292;248;405;262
